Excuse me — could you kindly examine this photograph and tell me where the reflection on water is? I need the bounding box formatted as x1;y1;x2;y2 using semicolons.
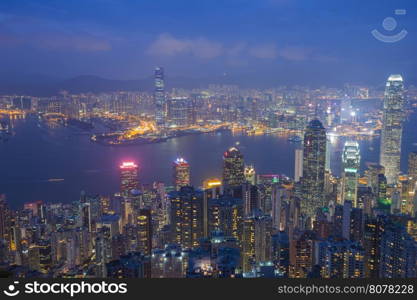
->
1;111;417;208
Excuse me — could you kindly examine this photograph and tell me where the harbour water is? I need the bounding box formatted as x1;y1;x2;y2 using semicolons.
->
1;109;417;208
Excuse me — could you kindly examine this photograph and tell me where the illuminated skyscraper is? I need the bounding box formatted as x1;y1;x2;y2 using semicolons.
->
380;74;405;184
223;147;245;188
242;182;259;215
407;152;417;214
294;149;303;182
207;197;243;239
379;221;417;278
300;120;327;220
316;240;364;278
120;161;139;196
408;151;417;190
203;178;223;237
256;174;280;216
365;163;385;194
342;141;360;206
242;210;273;273
289;231;315;278
137;208;152;256
244;165;256;185
377;173;389;209
173;157;190;190
325;138;331;172
0;195;9;242
167;97;192;127
169;186;204;249
154;67;166;129
363;216;384;278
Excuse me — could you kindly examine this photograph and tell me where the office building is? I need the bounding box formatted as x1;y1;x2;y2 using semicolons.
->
173;157;191;190
380;75;405;184
120;161;139;197
342;141;360;206
154;67;166;129
300;120;327;220
223;147;245;188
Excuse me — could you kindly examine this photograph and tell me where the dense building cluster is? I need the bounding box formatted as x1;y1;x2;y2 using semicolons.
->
1;73;417;279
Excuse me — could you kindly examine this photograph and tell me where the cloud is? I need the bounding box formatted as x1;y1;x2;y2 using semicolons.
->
33;33;112;52
147;33;338;65
147;34;281;61
249;44;278;59
146;33;223;59
227;42;247;57
278;46;339;62
279;46;311;61
0;14;112;52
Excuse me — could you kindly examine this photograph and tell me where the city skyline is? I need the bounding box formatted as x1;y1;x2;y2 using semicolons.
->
1;0;417;284
1;72;417;279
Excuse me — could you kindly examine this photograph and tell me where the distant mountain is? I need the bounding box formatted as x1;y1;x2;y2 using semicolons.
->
59;75;153;94
0;74;153;96
0;74;224;96
0;72;387;96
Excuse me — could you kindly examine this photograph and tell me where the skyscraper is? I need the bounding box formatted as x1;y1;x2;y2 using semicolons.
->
300;120;327;220
289;231;316;278
0;195;8;242
137;208;152;256
154;67;166;129
377;173;389;209
167;97;192;127
365;163;385;194
242;210;273;273
222;147;245;188
120;161;139;196
244;165;256;185
173;157;190;190
379;221;417;278
169;186;204;249
316;239;364;278
380;74;405;184
342;141;360;206
363;216;385;278
207;196;243;239
294;149;303;183
242;182;259;215
408;151;417;190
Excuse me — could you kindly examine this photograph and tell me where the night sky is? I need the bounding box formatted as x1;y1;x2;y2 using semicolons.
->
0;0;416;86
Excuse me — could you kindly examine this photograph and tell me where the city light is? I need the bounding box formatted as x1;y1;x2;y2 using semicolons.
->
1;1;416;287
120;161;138;169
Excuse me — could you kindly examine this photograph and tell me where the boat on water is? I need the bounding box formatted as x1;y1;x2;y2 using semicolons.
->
92;133;168;146
288;135;303;142
48;178;65;182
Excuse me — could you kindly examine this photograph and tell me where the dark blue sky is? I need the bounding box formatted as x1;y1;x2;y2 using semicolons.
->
0;0;416;86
